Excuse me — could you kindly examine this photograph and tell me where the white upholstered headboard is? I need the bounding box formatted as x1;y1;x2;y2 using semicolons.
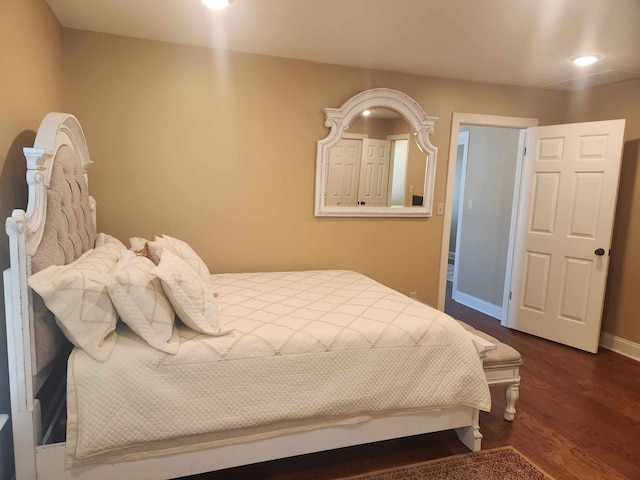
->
5;113;97;395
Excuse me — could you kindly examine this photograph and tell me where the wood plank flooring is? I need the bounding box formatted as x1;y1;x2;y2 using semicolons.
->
182;285;640;480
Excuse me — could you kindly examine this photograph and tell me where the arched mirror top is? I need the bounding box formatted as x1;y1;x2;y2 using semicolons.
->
322;88;438;154
316;88;439;217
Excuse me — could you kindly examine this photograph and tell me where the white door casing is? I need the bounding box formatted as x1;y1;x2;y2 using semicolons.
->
438;114;539;316
358;139;391;207
508;119;626;353
451;128;526;322
451;131;469;306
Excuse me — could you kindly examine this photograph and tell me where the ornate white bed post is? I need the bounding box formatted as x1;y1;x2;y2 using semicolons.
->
455;408;483;452
4;113;94;479
5;150;50;479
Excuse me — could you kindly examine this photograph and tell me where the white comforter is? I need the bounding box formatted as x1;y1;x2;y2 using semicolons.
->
66;270;490;465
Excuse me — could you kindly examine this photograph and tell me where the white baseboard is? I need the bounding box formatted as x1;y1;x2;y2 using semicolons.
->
452;289;502;320
600;332;640;362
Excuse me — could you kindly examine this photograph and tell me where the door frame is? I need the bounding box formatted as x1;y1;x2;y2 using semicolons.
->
450;130;469;302
437;113;538;325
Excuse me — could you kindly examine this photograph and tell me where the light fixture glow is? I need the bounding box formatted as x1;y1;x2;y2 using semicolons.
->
571;55;601;66
202;0;231;10
362;110;372;117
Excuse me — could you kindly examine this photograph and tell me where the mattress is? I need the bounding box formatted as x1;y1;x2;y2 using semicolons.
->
66;270;491;466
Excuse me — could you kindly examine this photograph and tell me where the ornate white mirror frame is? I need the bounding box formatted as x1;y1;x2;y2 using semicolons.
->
315;88;438;217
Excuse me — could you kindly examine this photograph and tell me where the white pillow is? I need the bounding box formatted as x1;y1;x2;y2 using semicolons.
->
28;242;125;361
95;233;127;250
147;235;212;289
96;251;179;354
151;250;227;336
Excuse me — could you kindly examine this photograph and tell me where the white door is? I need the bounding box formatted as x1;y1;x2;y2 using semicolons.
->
325;139;362;206
358;139;391;207
508;119;625;353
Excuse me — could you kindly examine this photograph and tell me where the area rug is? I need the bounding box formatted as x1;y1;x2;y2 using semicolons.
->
340;446;554;480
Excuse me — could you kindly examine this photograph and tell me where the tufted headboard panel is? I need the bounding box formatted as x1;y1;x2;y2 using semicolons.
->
29;145;97;373
30;145;97;272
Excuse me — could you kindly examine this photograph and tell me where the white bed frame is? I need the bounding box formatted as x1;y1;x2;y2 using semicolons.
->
4;113;495;480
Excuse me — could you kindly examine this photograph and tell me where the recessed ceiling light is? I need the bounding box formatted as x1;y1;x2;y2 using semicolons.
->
362;110;372;117
202;0;232;10
571;55;601;67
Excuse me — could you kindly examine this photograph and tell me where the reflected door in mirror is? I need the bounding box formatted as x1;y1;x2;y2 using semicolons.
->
326;135;412;208
359;139;391;206
325;139;362;206
326;136;411;208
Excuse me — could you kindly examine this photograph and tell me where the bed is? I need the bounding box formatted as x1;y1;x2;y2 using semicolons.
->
4;113;494;480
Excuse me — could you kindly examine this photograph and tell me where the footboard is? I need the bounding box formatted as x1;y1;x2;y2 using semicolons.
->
35;406;481;480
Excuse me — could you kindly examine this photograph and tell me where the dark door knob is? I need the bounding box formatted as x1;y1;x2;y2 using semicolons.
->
594;248;606;256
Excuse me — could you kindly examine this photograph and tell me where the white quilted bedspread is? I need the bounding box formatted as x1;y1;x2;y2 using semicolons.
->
66;270;490;465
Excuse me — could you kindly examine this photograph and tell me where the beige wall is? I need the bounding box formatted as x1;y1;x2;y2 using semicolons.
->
63;29;571;312
567;79;640;344
0;0;65;478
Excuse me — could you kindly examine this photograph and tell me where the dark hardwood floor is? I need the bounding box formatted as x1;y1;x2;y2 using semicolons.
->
183;284;640;480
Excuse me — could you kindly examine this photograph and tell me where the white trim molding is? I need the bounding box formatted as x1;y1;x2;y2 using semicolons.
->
600;332;640;362
438;113;538;313
452;290;502;321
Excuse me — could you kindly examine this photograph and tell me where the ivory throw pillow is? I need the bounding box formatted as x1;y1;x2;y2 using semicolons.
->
151;250;227;336
97;251;179;354
95;232;127;250
28;240;125;361
147;235;212;289
129;237;147;252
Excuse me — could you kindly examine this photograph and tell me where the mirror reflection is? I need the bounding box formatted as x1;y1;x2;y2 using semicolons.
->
324;108;426;208
315;88;437;217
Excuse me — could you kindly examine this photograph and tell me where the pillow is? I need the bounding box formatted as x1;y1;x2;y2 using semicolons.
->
95;233;127;251
28;241;126;362
129;236;148;252
150;250;228;336
96;251;179;354
147;235;212;289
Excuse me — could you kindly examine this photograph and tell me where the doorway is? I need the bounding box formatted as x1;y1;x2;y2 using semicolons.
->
438;114;538;325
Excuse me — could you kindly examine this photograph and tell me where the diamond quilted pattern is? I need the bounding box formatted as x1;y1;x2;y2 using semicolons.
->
97;251;179;354
177;270;451;360
66;270;491;465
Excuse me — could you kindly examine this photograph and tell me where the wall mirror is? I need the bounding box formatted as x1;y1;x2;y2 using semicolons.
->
315;88;438;217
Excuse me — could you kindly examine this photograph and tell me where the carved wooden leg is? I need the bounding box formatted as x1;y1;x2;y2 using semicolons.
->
504;378;520;421
455;408;482;451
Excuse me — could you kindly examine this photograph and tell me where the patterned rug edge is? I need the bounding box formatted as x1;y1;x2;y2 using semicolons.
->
506;447;557;480
338;446;556;480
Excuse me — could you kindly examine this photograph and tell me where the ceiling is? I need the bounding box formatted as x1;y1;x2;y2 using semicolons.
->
46;0;640;90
